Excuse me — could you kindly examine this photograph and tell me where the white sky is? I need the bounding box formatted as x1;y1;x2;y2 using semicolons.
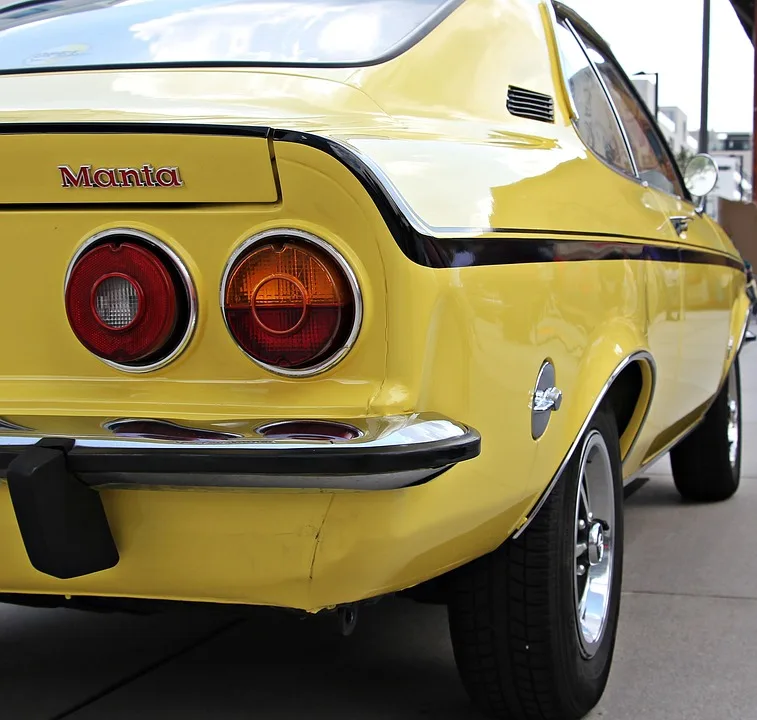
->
566;0;754;132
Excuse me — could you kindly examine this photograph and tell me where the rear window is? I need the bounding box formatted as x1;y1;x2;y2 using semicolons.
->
0;0;460;73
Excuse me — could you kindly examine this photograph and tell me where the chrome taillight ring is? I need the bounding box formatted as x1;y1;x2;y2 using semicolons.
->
64;228;198;374
220;228;363;377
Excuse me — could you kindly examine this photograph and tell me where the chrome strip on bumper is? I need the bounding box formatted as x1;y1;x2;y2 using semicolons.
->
0;413;480;491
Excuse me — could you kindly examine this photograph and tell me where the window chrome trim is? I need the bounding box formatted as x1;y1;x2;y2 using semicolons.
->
219;228;363;378
513;349;656;539
562;11;688;203
540;0;578;121
63;228;198;374
563;18;639;180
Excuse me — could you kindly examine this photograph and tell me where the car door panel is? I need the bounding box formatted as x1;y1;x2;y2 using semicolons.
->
558;20;687;436
653;195;735;415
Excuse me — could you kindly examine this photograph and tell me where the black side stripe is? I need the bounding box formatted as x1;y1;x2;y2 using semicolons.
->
423;237;744;270
679;248;744;269
0;122;744;272
274;130;745;272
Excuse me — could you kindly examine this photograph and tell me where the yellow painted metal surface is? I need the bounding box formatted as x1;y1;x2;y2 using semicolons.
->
0;0;747;610
3;133;278;204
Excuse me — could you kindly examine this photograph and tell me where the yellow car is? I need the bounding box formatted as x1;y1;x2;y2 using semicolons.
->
0;0;749;717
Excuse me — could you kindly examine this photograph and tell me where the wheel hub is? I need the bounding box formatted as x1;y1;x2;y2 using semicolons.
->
587;521;605;566
573;430;615;659
727;363;739;470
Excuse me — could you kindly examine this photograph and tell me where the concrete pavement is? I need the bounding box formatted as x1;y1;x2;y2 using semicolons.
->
2;343;757;719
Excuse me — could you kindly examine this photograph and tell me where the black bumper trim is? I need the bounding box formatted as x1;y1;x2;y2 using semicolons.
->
0;429;481;488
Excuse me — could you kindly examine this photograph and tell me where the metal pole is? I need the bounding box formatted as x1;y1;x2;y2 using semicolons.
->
753;0;757;202
699;0;710;154
653;72;659;120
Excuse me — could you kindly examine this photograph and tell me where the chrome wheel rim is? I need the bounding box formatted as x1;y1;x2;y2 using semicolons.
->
727;364;740;469
573;430;615;658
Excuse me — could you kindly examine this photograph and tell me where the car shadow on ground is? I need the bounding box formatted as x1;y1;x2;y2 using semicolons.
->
49;599;485;720
624;476;685;508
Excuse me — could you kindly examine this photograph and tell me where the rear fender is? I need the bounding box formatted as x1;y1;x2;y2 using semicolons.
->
513;321;655;537
729;293;751;367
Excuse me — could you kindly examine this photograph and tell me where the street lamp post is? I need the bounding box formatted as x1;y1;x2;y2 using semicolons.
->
633;71;659;120
700;0;711;154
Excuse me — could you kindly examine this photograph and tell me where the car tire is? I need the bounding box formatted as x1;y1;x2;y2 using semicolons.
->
670;357;741;502
447;406;623;720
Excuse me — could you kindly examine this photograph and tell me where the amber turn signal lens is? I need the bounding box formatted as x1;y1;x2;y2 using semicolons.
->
223;236;358;372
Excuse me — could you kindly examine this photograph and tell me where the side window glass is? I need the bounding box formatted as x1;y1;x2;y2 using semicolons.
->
553;20;634;176
582;41;685;197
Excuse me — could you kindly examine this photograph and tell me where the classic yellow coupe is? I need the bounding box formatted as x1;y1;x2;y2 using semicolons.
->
0;0;749;717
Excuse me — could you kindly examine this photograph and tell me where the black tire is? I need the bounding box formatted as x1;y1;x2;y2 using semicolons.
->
670;357;741;502
447;407;624;720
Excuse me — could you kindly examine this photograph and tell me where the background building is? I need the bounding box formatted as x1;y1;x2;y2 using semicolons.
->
631;77;697;159
632;76;753;221
632;77;657;117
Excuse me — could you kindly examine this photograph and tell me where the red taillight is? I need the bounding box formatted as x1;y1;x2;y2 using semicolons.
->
222;233;360;374
66;238;191;369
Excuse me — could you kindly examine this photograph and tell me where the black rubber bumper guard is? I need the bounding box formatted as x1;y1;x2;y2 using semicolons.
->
6;439;119;580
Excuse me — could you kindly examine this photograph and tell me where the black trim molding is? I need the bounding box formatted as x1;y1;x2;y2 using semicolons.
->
273;129;745;272
0;121;745;273
0;430;481;479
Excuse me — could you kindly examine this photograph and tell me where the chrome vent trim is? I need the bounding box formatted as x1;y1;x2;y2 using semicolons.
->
506;85;555;123
0;418;31;431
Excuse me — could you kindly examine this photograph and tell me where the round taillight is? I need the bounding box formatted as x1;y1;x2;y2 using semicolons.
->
222;231;361;375
65;233;195;370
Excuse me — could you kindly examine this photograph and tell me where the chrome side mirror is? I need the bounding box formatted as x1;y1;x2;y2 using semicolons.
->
683;154;718;214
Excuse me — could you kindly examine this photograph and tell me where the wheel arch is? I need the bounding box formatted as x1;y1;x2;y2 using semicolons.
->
602;354;656;463
513;345;656;540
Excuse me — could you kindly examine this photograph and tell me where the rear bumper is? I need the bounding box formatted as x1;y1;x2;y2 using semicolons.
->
0;412;497;602
0;413;480;491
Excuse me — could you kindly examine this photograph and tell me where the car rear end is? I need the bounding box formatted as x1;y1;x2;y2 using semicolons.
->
0;111;502;608
0;0;573;613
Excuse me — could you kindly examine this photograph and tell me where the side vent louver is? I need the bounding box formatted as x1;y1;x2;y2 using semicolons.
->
506;86;555;123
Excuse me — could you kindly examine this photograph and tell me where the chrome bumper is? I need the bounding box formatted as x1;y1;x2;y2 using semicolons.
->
0;413;481;491
0;413;480;580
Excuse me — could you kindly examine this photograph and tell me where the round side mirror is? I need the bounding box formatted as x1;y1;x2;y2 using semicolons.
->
683;154;718;197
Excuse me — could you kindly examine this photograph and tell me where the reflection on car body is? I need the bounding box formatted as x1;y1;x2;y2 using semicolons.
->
0;0;749;718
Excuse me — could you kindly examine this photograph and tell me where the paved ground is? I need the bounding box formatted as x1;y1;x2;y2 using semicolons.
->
3;342;757;720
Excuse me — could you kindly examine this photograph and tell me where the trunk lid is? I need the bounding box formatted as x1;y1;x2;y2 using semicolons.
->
2;127;278;204
0;67;391;204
